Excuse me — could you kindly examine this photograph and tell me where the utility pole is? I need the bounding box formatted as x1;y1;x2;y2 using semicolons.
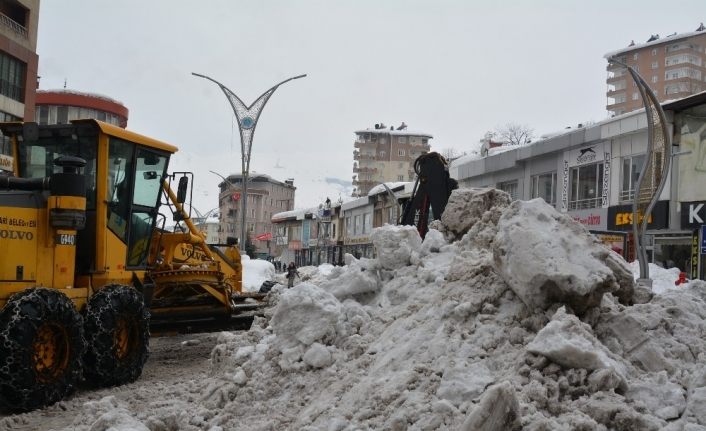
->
193;73;306;253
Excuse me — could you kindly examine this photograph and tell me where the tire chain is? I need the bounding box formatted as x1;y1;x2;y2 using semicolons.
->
0;288;84;412
82;284;150;388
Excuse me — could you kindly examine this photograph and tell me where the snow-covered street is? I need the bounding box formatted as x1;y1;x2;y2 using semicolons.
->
2;188;706;430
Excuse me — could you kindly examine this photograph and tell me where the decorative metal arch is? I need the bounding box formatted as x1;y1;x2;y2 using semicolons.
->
193;73;306;252
608;57;672;283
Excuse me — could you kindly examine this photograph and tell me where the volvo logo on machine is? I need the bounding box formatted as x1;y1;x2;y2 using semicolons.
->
0;229;34;240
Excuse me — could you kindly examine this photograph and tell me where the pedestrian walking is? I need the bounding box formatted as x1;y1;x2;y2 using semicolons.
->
286;262;299;288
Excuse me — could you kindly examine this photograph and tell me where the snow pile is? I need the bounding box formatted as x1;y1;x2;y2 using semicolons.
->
63;187;706;430
241;256;275;292
629;261;683;294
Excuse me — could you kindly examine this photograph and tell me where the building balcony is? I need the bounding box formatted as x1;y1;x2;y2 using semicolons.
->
0;12;28;39
607;72;627;82
355;153;376;161
353;166;377;174
606;100;627;111
354;141;376;149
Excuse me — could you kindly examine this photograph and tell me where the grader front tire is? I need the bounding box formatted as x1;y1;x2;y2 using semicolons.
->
0;288;84;412
82;285;149;387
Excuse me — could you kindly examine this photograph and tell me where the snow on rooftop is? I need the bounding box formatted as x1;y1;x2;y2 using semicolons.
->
366;181;410;197
603;27;706;59
354;126;433;138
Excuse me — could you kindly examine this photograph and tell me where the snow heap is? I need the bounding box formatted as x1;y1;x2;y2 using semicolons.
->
68;187;706;430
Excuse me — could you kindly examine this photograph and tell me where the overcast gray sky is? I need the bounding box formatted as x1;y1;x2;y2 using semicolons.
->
37;0;705;212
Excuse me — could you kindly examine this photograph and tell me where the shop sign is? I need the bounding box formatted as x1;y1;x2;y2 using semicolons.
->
691;229;700;280
0;154;12;171
593;231;627;257
701;225;706;255
344;236;371;245
607;201;669;231
255;232;272;241
680;201;706;229
569;208;607;230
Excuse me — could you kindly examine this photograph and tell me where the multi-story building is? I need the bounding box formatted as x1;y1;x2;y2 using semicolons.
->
451;92;706;279
217;173;295;258
0;0;39;168
604;23;706;117
352;122;431;196
35;89;129;128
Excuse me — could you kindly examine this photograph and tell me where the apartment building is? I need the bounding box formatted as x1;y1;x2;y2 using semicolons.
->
217;173;295;258
605;23;706;117
352;122;431;196
0;0;39;168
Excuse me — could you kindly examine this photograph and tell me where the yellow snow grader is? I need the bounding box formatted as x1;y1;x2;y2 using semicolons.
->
0;120;262;412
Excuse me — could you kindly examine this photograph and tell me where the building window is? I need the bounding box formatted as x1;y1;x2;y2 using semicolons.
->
620;154;644;202
498;180;518;200
530;172;556;205
379;151;386;158
652;48;657;56
651;61;658;69
345;216;352;235
0;52;26;102
354;215;361;234
568;163;604;210
632;92;639;100
362;213;371;234
652;75;658;83
398;149;405;156
398;136;407;144
633;53;639;60
397;175;404;181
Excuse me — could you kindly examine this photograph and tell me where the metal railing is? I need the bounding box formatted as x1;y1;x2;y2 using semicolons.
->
568;197;602;211
0;13;27;38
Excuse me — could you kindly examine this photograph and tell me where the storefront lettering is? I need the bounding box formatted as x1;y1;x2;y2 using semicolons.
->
690;203;704;224
615;212;652;226
602;152;610;208
572;214;602;226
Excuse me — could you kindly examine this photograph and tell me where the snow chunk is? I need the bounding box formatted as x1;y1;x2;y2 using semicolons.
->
626;372;686;420
461;381;521;431
371;224;422;270
302;343;334;368
241;256;275;292
420;228;446;254
270;283;342;349
494;199;633;313
527;307;628;382
440;187;511;238
436;362;495;407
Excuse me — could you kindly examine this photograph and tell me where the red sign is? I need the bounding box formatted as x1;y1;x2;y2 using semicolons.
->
232;192;241;201
255;232;273;241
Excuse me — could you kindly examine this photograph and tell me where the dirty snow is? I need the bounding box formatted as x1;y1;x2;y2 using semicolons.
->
7;187;706;430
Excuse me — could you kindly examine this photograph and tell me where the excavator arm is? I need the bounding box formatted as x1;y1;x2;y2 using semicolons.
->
400;152;458;238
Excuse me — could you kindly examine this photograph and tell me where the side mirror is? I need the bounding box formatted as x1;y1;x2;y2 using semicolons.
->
176;176;188;204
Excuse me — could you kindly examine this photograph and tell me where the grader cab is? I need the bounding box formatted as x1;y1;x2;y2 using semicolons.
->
0;120;260;412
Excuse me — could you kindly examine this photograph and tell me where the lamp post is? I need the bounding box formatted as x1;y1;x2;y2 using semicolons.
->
608;57;672;285
194;72;306;253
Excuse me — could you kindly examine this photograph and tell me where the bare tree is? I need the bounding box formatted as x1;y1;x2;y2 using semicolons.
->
495;123;534;146
440;147;466;162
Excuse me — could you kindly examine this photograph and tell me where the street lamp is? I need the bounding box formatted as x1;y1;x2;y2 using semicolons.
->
194;72;306;253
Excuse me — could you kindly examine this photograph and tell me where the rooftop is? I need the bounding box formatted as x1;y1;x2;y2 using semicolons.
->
603;23;706;59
